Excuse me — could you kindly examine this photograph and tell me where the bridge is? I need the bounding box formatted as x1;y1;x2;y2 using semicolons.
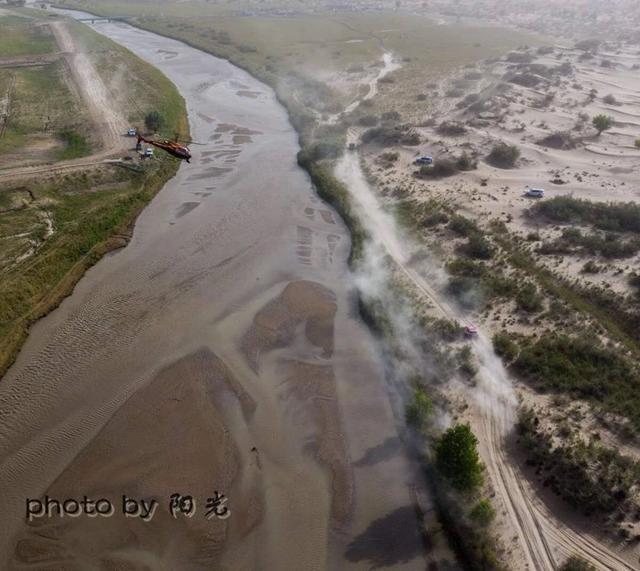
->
76;16;131;24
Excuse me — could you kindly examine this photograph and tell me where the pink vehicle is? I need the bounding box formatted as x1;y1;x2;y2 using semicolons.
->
463;324;478;338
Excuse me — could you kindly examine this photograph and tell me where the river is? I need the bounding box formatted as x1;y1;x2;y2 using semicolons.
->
0;8;429;570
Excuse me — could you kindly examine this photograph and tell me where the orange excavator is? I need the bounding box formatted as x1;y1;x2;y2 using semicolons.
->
137;135;192;163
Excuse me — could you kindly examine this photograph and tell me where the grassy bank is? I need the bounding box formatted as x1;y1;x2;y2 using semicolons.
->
0;17;188;377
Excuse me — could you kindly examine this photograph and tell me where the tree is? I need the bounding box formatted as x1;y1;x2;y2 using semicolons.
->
144;111;164;133
469;499;496;526
635;138;640;149
559;555;596;571
592;114;612;135
436;423;484;491
405;386;433;429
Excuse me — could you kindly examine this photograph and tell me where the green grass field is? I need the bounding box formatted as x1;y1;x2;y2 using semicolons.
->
0;13;56;57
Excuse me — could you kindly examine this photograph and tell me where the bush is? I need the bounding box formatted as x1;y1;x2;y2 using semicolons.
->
437;121;467;136
144;110;164;133
559;556;597;571
405;386;433;429
469;499;496;526
602;94;619;106
537;132;577;150
462;234;494;260
449;215;479;237
516;282;544;313
418;159;458;178
486;143;520;168
298;140;342;162
381;110;401;122
436;424;484;492
358;114;378;127
492;332;519;361
592;114;613;134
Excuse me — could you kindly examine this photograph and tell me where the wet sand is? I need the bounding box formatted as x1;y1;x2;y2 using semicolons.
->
0;13;427;570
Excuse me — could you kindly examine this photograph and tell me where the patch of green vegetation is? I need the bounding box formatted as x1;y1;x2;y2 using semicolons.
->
492;331;519;361
405;385;433;429
469;499;496;527
559;556;597;571
538;228;640;259
0;60;89;158
592;114;613;134
0;14;56;57
531;196;640;234
513;336;640;429
56;129;91;160
518;407;640;523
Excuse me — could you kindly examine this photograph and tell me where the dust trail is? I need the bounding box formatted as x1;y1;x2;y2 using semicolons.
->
335;132;517;431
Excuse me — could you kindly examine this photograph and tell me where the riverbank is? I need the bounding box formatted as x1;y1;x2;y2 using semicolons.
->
0;9;188;377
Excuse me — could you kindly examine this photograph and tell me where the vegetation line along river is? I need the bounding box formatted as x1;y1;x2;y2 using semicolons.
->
0;8;431;570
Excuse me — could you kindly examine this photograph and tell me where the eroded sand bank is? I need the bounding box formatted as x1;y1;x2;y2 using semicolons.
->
0;13;428;571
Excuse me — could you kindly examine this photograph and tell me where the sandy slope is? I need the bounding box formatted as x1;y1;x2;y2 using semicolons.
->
336;123;637;569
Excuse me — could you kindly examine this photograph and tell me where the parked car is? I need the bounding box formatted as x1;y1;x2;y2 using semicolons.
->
127;128;137;137
525;187;545;198
415;156;433;165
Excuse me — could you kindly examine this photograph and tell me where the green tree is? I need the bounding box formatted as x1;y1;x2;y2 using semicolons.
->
144;110;164;133
469;499;496;526
405;386;433;429
592;114;612;135
436;423;484;491
635;138;640;149
559;555;596;571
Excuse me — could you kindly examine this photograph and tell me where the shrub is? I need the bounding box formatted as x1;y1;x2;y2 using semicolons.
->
602;94;619;106
449;215;479;237
516;282;544;313
405;386;433;429
537;132;577;150
437;121;467;136
358;114;378;127
559;556;597;571
381;110;401;122
462;234;494;260
486;143;520;168
492;332;519;361
144;110;164;133
469;499;496;526
418;159;458;178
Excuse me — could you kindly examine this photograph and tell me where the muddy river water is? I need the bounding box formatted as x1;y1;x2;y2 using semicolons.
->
0;11;429;570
